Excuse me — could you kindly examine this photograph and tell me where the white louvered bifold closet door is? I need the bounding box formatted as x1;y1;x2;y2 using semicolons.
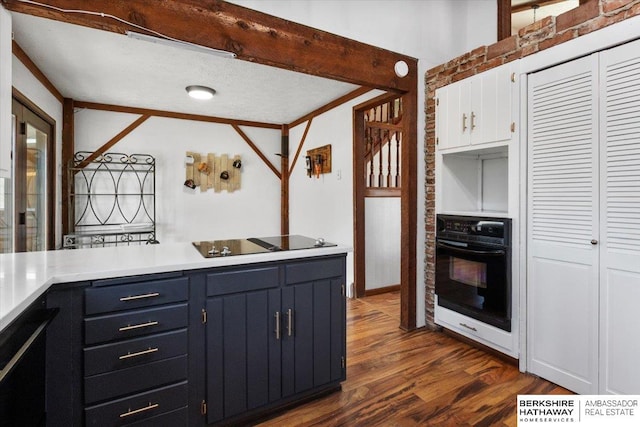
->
599;38;640;395
527;53;599;394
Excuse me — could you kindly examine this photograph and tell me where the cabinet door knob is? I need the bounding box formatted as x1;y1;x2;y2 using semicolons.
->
591;239;598;245
462;113;468;132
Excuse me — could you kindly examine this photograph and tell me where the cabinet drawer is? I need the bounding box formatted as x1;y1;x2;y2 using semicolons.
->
286;257;344;284
85;355;187;404
434;304;514;355
84;303;188;345
85;381;187;426
207;266;280;296
84;329;187;376
85;277;188;315
121;406;188;427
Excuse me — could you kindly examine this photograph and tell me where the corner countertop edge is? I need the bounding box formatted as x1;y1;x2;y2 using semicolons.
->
0;242;352;333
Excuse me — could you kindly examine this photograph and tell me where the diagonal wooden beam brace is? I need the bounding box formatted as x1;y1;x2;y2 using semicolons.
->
231;124;281;180
289;87;372;128
288;118;313;176
13;40;64;103
75;114;150;171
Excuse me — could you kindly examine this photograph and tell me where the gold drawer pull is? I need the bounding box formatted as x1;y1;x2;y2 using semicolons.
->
120;292;160;302
119;402;159;418
287;308;293;337
274;311;281;340
119;347;159;360
118;321;159;332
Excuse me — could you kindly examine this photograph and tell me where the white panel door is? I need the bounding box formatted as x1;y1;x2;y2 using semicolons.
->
527;54;599;394
599;39;640;394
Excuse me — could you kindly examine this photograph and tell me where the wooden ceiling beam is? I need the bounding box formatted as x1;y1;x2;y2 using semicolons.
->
2;0;417;93
73;100;281;129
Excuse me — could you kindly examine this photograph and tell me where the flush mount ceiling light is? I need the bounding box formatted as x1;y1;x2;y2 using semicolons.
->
186;85;216;100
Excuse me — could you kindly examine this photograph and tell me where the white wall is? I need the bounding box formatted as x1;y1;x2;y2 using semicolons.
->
74;110;282;243
288;91;382;291
230;0;496;326
12;54;64;248
365;197;401;290
228;0;496;66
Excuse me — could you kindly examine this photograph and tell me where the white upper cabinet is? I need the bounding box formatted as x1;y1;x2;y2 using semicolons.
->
436;62;515;151
0;6;11;178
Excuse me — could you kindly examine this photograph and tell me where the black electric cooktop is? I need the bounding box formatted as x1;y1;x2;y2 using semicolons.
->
192;235;336;258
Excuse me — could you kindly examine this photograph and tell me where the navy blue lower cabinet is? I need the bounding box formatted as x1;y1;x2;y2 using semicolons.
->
203;255;347;425
42;255;346;426
206;289;281;423
82;272;190;426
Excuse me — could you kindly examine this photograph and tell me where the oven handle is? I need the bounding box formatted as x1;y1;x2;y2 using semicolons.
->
437;241;505;256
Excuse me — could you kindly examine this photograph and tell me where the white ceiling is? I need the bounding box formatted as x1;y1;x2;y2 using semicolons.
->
11;12;361;125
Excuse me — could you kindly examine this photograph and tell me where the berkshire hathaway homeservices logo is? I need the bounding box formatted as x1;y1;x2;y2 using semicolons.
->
517;395;640;426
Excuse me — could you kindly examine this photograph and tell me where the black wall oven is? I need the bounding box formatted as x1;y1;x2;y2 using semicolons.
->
435;215;512;332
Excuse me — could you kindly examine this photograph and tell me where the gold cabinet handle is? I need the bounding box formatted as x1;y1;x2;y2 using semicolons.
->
120;292;160;302
471;111;476;130
118;321;159;332
119;347;159;360
274;311;281;340
287;308;294;337
462;113;467;132
119;402;159;418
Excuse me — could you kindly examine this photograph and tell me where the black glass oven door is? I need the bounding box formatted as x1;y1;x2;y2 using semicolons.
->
435;240;510;331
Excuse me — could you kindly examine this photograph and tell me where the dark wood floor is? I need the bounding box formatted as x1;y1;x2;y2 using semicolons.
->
256;291;569;427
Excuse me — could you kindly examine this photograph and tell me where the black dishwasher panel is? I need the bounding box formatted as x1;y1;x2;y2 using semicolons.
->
0;297;57;427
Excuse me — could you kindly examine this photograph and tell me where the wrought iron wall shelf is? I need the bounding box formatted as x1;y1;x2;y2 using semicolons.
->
63;152;157;249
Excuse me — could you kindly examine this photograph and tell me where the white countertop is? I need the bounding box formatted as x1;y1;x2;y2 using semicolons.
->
0;242;350;333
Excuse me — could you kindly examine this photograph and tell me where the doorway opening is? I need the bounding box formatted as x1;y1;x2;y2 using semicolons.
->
353;93;409;325
3;93;55;253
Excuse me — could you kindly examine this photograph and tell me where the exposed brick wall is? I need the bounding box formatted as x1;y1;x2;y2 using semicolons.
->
423;0;640;330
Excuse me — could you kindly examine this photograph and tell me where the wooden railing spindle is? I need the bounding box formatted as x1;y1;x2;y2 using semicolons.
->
362;97;402;191
387;131;392;187
395;132;401;187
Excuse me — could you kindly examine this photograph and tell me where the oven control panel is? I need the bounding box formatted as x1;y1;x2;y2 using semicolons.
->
437;215;511;246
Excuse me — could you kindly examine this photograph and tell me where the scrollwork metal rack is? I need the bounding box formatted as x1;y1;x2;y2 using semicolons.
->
63;151;157;249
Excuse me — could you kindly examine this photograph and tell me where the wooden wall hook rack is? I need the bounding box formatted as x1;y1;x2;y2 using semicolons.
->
306;144;332;178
